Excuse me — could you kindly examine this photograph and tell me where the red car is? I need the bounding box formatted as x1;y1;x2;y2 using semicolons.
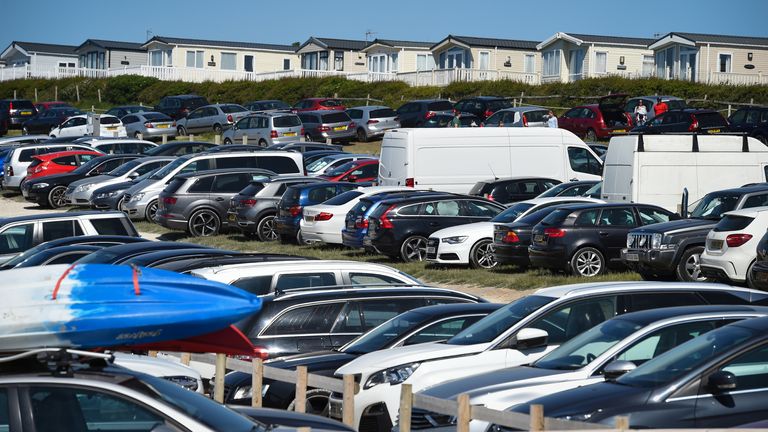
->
293;98;346;112
34;101;73;112
558;94;633;141
26;150;103;180
318;159;379;183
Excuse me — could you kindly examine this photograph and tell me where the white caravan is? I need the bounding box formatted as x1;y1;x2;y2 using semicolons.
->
378;128;603;193
602;134;768;212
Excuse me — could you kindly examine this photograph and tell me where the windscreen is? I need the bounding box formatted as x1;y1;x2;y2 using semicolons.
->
447;295;555;345
107;159;142;177
689;193;741;220
273;115;301;127
342;310;430;354
490;203;535;223
322;190;363;206
321;112;350;123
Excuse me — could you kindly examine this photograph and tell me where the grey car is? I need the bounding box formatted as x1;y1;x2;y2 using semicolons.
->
121;112;177;140
298;110;356;143
222;113;303;147
346;105;400;142
176;104;251;135
155;168;278;237
483;106;550;127
228;176;325;241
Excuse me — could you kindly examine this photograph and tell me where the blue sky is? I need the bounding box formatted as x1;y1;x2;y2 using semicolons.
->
2;0;766;49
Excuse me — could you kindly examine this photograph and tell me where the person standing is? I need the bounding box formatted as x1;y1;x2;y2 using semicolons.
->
634;100;648;125
653;97;668;117
450;114;462;128
547;110;558;128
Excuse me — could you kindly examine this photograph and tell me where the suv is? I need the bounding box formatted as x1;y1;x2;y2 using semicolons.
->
483;106;550;127
632;109;729;134
346;106;400;142
395;99;454;127
298;110;356;143
0;211;139;264
223;112;304;146
622;185;768;282
469;177;560;205
0;99;37;131
176;104;251;135
275;182;357;243
453;96;513;122
156;168;277;237
728;106;768;144
558;94;633;141
293;98;346;112
154;94;209;120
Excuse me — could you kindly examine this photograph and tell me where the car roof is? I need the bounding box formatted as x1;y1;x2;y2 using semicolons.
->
316;153;374;160
175;168;276;180
349;105;390;111
403;302;504;318
533;281;767;301
477;176;560;184
551;202;660;212
32;149;101;159
493;107;548;113
0;210;127;225
729;315;768;331
707;184;768;195
375;192;465;205
194;259;404;276
163;94;204;99
459;96;507;101
287;181;353;190
260;285;482;304
722;205;768;218
301;110;348;115
410;99;450;103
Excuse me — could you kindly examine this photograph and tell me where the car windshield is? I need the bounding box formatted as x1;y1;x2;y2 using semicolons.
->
491;203;535;223
107;159;142;177
447;295;555;345
689;193;741;220
73;157;107;174
134;169;158;182
584;182;601;198
143;113;172;122
616;324;757;388
306;156;338;173
325;161;360;177
533;318;642;370
537;183;574;198
342;310;431;354
150;157;187;180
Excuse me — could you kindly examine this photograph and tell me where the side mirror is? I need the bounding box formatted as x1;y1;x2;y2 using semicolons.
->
603;360;637;381
514;328;548;350
128;171;139;179
348;175;358;182
708;370;737;392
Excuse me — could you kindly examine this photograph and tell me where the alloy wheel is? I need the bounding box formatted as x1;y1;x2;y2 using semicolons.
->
575;250;602;276
472;241;497;269
401;236;428;262
190;211;219;236
684;252;705;281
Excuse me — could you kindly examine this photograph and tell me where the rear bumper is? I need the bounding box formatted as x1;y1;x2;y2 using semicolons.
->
528;246;569;270
275;216;300;237
155;211;188;230
494;243;531;266
342;229;365;249
700;253;744;283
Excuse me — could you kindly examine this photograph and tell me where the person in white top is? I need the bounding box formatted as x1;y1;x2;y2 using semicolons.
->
634;100;648;125
547;110;558;128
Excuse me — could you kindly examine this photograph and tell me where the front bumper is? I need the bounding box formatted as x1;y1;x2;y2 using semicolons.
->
21;185;46;203
122;196;151;220
621;247;677;275
528;245;569;271
328;381;401;432
425;237;469;265
91;195;122;210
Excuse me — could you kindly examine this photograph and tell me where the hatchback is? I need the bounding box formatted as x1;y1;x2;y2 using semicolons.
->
223;112;304;146
49;114;127;138
306;153;375;177
396;99;454;127
22;107;83;135
453;96;513;122
0;99;37;130
176;103;251;135
299;110;356;143
121;111;176;140
3;142;97;190
275;182;357;243
26;150;102;181
632;109;729;134
0;234;148;270
483;106;550;127
728;106;768;144
469;177;560;204
104;104;148;118
293;98;346;112
244;99;291;113
154;94;210;120
318;159;379;183
558;94;633;141
346;106;400;142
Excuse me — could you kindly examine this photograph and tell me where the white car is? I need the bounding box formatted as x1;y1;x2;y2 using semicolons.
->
113;352;205;393
305;153;376;177
700;206;768;286
300;186;414;245
331;281;768;429
50;114;127;138
426;197;604;269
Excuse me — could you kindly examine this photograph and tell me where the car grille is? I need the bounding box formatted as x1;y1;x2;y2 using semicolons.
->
66;186;75;194
627;233;654;250
426;238;439;259
411;409;455;429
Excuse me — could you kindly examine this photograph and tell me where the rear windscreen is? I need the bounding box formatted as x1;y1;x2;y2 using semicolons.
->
323;190;364;206
143;113;172;121
163;178;186;194
273;115;301;128
714;215;755;232
282;187;301;204
427;101;453;111
221;105;247;113
100;117;120;125
321;112;350;123
696;112;728;128
350;198;374;216
488;100;513;110
540;208;574;226
239;182;265;196
370;108;397;119
469;182;492;195
666;100;686;110
11;100;35;109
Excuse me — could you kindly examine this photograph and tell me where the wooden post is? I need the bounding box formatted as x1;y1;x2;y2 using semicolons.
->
13;90;16;99
326;138;332;145
242;135;248;145
615;416;630;431
529;404;544;432
252;359;263;408
162;134;168;144
189;134;194;142
399;384;413;432
728;104;732;117
34;88;38;102
97;89;102;103
213;353;226;403
76;85;80;102
180;353;191;366
456;394;471;432
366;94;370;106
54;86;58;101
148;351;158;357
294;366;308;413
137;132;143;141
214;134;221;145
342;374;355;427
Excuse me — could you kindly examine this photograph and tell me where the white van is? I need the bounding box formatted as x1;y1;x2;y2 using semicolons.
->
602;134;768;212
378;128;602;193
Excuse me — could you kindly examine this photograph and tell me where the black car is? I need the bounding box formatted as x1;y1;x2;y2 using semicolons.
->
21;154;140;208
536;180;600;198
244;100;292;113
728;106;768;144
73;241;208;264
528;203;678;276
0;234;148;270
22;107;83;135
395;99;454;127
151;253;309;274
143;141;218;156
154;94;209;120
119;248;242;268
104;105;147;118
469;177;560;205
632;109;729;134
223;303;501;410
508;316;768;428
89;168;160;210
494;206;570;268
453;96;513;122
365;194;506;261
0;99;37;130
8;244;103;267
749;231;768;291
423;113;480;128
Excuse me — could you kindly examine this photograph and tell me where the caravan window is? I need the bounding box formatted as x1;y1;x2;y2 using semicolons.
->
567;147;602;176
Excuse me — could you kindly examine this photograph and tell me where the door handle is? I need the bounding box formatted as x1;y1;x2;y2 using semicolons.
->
215;197;225;202
429;222;439;227
599;231;609;236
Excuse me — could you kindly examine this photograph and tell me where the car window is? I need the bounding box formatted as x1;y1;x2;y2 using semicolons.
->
274;272;336;290
563;108;582;119
432;200;460;216
637;207;671;225
402;316;486;346
90;218;130;236
720;343;768;391
263;303;344;335
599;208;636;227
0;388;7;431
307;186;338;203
613;321;725;368
462;200;501;217
743;193;768;208
273;115;301;128
574;209;598;226
484;112;503;125
335;298;424;333
624;292;705;313
188;176;214;193
256;156;300;174
568;147;602;176
746;110;761;124
0;223;34;254
527;296;617;345
347;109;363;119
179;159;212;174
42;220;78;242
232;275;273;296
356;163;379;179
397;204;420;216
349;273;405;285
53;155;78;166
212;173;251;194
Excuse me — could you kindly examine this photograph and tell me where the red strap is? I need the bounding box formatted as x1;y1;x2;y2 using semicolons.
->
132;265;141;296
51;264;77;300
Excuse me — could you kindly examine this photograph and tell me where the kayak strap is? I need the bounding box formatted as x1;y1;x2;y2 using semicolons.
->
131;264;141;296
50;264;142;300
51;264;77;300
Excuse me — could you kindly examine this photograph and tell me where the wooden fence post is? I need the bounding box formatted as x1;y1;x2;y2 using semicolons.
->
55;86;58;101
456;394;470;432
76;85;80;102
180;353;191;366
162;134;168;144
189;134;194;142
213;353;226;403
97;89;101;103
615;416;630;431
326;138;332;145
214;134;221;145
294;366;308;413
242;135;248;145
13;90;16;99
399;383;413;432
342;374;355;427
148;351;158;357
252;359;263;408
34;88;38;102
529;404;544;432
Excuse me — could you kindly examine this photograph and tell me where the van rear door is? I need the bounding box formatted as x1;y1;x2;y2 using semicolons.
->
601;136;636;203
379;132;409;186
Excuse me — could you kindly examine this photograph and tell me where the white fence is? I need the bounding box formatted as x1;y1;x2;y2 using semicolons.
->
709;71;768;86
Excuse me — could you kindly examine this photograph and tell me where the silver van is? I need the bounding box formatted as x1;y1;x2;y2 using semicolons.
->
2;143;99;190
222;113;303;147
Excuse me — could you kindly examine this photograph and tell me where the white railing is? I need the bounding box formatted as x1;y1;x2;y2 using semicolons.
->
709;71;768;86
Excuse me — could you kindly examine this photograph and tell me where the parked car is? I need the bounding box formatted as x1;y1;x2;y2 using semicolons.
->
0;135;50;147
528;203;678;276
303;150;346;168
493;206;575;268
469;177;561;204
143;141;218;156
75;241;208;265
151;253;308;275
84;138;157;155
0;234;148;270
222;303;501;409
365;194;506;262
508;316;768;428
156;168;277;237
317;159;378;183
121;248;242;268
223;112;303;146
272;142;342;152
34;101;72;112
346;106;400;142
0;99;37;130
2;142;98;191
90;168;158;210
332;281;768;431
275;182;357;243
728;106;768;144
154;94;209;120
0;211;139;264
631;109;729;134
306;153;374;177
423;113;480;128
21;107;83;135
558;94;633;141
105;105;148;118
7;244;103;267
22;154;141;208
25;150;102;181
536;180;600;198
176;103;250;135
298;110;356;143
244;99;291;113
121;111;177;140
483;106;550;127
396;99;454;127
453;96;513;122
749;231;768;290
293;98;346;112
700;206;768;287
49;114;127;138
624;95;686;121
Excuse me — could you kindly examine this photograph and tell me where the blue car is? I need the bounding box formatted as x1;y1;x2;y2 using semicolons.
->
275;181;357;244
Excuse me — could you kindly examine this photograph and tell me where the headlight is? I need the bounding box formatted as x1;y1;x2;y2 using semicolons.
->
626;236;633;248
364;363;420;389
163;375;199;392
442;236;468;244
233;384;270;400
31;182;49;189
651;233;663;249
96;191;119;199
75;184;95;193
131;192;145;202
557;411;597;422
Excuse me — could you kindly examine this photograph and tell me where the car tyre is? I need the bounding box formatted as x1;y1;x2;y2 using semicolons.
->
144;199;159;222
286;389;332;416
356;128;368;143
213;124;223;134
177;126;187;136
47;185;68;208
256;215;278;242
570;247;605;277
116;196;126;212
188;209;221;237
304;133;314;142
746;260;758;289
675;246;707;282
400;235;428;262
585;128;597;142
469;238;497;269
258;139;268;148
223;137;233;145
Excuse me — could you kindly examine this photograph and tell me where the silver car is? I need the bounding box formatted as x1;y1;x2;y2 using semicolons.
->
484;106;550;127
297;110;356;143
121;112;177;140
176;104;250;135
346;105;400;142
222;113;303;147
305;153;377;177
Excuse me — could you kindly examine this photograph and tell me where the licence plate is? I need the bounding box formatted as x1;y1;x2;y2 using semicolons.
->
707;129;721;134
625;253;639;262
157;124;169;128
427;247;436;254
333;126;347;131
612;129;626;134
494;233;504;242
21;111;32;115
283;132;297;136
106;126;117;131
710;239;724;250
534;234;545;243
304;215;314;222
228;214;236;222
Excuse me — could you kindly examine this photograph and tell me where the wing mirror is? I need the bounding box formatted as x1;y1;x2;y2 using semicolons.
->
708;370;737;392
603;360;637;381
513;328;548;350
128;171;139;179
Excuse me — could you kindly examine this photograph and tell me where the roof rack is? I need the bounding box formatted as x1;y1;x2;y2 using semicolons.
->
0;348;114;377
274;283;465;297
633;132;751;153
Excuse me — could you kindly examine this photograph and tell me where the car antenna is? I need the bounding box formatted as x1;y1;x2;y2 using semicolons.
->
488;164;499;181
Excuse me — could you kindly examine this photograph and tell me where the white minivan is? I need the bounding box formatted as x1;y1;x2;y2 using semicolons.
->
378;128;602;193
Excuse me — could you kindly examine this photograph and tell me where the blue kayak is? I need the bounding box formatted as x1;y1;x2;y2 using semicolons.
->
0;264;262;351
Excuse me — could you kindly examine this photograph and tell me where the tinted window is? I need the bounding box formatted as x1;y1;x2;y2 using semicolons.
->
188;176;214;193
625;292;704;313
0;223;34;254
491;203;535;223
598;208;636;227
528;296;617;344
447;295;555;345
730;109;747;124
403;316;486;346
714;215;755;232
463;200;501;217
273;115;301;128
423;200;460;216
213;173;252;193
335;298;424;333
396;204;420;216
90;218;130;236
696;112;728;128
743;194;768;209
720;343;768;391
542;208;576;226
257;156;299;174
100;116;121;125
238;182;265;196
370;108;396;118
275;272;336;290
346;109;363;120
42;220;78;242
323;190;363;206
568;147;602;176
427;101;453;111
163;178;186;194
637;207;671;225
215;157;256;170
53;155;78;166
232;276;272;296
220;105;247;114
321;112;350;123
307;186;338;203
263;303;344;335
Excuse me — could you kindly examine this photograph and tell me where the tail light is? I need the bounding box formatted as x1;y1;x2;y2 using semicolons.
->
355;217;369;229
405;177;415;187
315;212;333;221
242;199;257;207
226;114;233;123
270;130;278;138
144;122;154;128
289;205;302;217
625;113;633;127
425;111;436;119
8;166;13;177
367;119;379;124
163;197;177;205
484;110;493;118
8;102;12;111
483;193;495;201
688;115;699;132
726;233;753;247
318;126;331;132
379;204;396;229
300;128;305;136
349;122;356;129
522;114;528;127
502;231;520;244
544;227;566;238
